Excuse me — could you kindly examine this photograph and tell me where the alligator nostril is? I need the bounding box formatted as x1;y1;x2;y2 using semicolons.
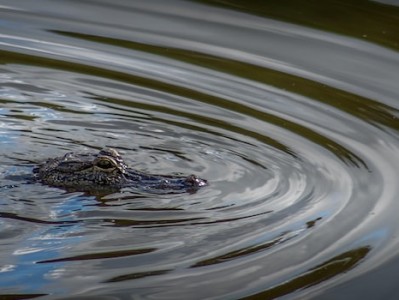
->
185;174;208;187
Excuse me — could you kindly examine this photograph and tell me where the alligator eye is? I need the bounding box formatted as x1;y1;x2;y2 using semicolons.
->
95;159;115;170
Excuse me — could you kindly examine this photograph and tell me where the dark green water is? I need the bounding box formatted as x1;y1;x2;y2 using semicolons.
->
1;1;399;299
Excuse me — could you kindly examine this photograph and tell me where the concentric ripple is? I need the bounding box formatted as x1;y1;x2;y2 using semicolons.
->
1;1;399;299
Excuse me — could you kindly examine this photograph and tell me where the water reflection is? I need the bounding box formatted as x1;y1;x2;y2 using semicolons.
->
196;0;399;50
0;195;90;297
0;0;399;299
246;246;371;299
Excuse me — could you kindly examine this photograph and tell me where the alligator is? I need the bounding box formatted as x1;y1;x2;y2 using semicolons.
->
33;148;207;193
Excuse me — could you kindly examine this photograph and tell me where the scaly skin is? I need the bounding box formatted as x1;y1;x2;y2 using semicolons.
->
33;148;207;193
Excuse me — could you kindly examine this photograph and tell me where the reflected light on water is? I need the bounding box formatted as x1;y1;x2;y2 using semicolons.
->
0;0;399;299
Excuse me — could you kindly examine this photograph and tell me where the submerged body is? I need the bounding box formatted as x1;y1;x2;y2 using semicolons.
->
33;148;207;193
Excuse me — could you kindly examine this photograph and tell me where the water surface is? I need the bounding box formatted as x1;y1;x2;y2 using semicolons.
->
1;1;399;299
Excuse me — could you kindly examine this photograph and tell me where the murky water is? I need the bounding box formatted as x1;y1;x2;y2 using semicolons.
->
1;1;399;299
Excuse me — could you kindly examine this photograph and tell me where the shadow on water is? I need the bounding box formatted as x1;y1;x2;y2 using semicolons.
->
36;248;156;264
246;246;371;300
104;269;171;283
0;294;48;300
191;232;287;267
0;212;79;226
194;0;399;51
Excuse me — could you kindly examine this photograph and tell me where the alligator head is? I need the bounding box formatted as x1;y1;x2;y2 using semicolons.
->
33;148;207;193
